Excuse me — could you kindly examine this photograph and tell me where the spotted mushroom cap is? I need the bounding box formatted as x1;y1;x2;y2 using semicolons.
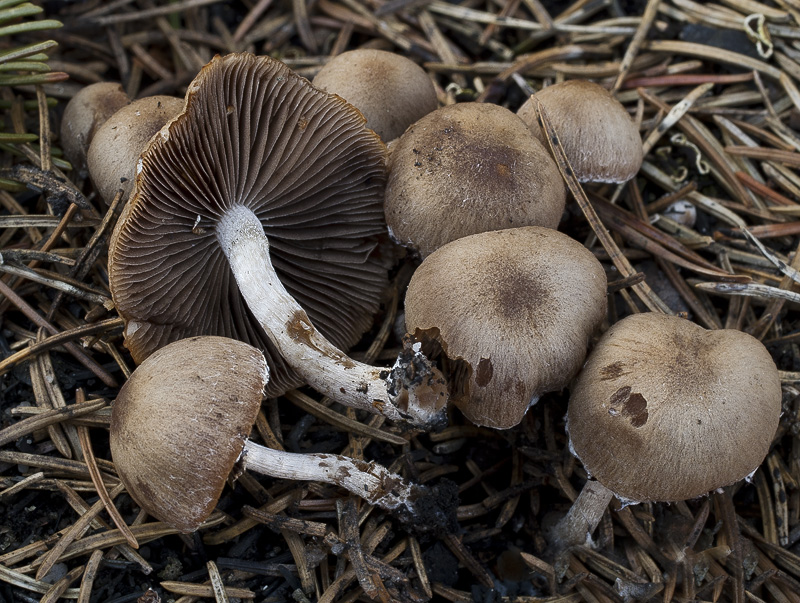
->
404;227;608;429
385;102;566;258
312;49;438;142
567;312;782;503
110;336;268;533
517;79;643;183
109;52;390;396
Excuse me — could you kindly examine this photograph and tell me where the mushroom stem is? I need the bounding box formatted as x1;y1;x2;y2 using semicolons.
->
242;440;430;519
216;204;448;430
550;480;614;549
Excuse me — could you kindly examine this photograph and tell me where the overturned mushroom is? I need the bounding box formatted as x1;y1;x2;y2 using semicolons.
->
517;80;643;183
405;227;607;429
553;312;781;548
110;336;457;533
385;102;565;258
312;48;438;142
109;53;447;430
87;94;183;204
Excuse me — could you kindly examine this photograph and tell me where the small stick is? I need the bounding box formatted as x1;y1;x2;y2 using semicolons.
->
159;580;254;600
283;390;408;445
640;83;714;156
612;0;662;92
242;506;330;537
76;413;138;549
207;560;231;603
643;39;782;79
408;535;433;598
742;228;800;285
88;0;224;26
0;317;123;381
531;97;672;314
39;565;85;603
35;482;126;580
339;498;390;601
726;145;800;167
0;397;106;447
621;72;754;89
0;471;45;498
736;171;799;207
695;280;800;303
767;454;790;546
476;44;589;102
0;278;118;387
233;0;273;41
76;549;104;603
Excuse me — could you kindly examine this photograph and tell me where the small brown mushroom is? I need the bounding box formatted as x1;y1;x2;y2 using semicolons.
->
553;312;781;547
404;226;608;429
109;53;447;430
87;94;183;204
60;82;131;173
110;336;456;533
312;49;438;142
385;102;566;258
517;80;643;183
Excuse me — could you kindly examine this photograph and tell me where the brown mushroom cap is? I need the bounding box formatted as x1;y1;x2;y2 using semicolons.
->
405;226;608;429
312;49;438;142
567;312;782;503
109;52;389;397
517;80;643;183
110;336;268;533
385;103;566;258
60;82;131;172
87;95;183;204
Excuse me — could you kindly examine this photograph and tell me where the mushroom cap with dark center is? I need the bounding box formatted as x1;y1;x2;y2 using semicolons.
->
405;226;607;429
517;79;643;183
60;81;130;172
385;102;566;258
312;48;438;142
567;312;782;503
109;52;390;396
110;336;268;533
87;95;184;204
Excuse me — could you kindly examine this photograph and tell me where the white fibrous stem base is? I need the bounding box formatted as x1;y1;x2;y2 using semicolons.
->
243;440;419;517
551;480;615;549
216;205;448;429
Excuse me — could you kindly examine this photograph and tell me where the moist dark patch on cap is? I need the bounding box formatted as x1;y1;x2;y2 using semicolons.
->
609;385;649;428
600;360;627;381
475;357;493;387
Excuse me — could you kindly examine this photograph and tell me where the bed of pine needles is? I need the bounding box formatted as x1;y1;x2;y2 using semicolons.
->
4;0;800;601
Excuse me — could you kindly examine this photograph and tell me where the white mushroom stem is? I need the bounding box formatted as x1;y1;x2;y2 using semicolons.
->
550;480;615;549
242;440;421;515
216;204;448;430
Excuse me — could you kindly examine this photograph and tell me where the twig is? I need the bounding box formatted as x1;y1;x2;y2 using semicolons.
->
75;414;138;549
531;96;672;313
0;278;118;387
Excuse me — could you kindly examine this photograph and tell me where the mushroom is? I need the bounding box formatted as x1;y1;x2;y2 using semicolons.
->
87;94;183;204
384;102;566;258
110;336;457;533
60;82;131;173
312;48;438;142
404;226;608;429
517;80;643;183
109;52;447;430
553;312;781;548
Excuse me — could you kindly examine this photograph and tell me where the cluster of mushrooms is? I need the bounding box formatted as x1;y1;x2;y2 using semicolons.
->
61;50;783;551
